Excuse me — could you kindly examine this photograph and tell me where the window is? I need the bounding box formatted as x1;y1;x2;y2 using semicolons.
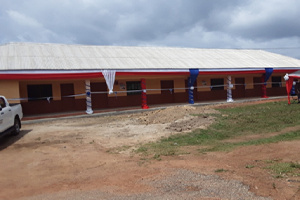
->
0;97;6;108
272;76;282;88
126;81;141;95
211;78;224;90
27;84;53;101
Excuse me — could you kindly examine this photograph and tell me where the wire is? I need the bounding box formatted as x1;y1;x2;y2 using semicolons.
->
7;81;288;102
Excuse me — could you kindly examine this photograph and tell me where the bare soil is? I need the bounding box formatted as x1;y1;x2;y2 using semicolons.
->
0;101;299;200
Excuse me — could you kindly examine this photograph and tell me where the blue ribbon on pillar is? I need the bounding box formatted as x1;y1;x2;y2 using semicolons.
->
188;69;199;104
264;68;273;84
291;84;296;96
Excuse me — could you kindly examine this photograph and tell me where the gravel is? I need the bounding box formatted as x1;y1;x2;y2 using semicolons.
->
20;169;272;200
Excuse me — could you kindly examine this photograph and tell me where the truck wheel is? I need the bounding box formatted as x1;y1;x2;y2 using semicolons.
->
12;117;21;136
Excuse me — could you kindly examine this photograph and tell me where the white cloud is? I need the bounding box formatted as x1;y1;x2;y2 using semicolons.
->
0;0;299;58
6;10;42;27
229;0;300;39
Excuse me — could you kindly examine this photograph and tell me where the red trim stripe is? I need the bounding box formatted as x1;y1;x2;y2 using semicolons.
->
199;69;298;75
272;69;298;73
116;72;190;76
0;71;190;80
199;70;265;75
0;73;103;80
0;69;298;80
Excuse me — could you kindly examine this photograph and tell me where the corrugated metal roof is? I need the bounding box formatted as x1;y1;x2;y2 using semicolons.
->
1;42;300;71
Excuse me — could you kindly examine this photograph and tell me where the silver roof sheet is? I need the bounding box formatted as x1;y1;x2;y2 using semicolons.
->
1;42;300;71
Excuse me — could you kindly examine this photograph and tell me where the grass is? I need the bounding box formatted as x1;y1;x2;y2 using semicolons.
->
214;168;229;173
135;100;300;158
265;160;300;178
200;130;300;152
106;145;132;154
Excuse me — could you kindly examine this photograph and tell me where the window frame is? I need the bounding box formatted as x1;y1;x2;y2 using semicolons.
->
27;84;53;101
210;78;224;91
0;97;6;108
126;81;142;96
271;76;282;88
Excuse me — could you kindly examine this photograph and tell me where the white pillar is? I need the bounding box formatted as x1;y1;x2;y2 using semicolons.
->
85;80;93;114
227;76;234;102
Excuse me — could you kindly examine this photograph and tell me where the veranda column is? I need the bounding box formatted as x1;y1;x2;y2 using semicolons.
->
291;81;296;96
141;78;149;109
188;69;199;104
261;68;273;98
188;77;195;104
85;80;93;114
227;76;234;102
261;74;268;98
284;74;294;105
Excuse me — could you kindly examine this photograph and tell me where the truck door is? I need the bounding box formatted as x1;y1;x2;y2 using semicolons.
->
0;97;12;132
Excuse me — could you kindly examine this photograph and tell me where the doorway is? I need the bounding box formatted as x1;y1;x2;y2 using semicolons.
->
253;77;262;97
60;83;75;112
91;82;108;109
160;80;174;104
234;78;246;98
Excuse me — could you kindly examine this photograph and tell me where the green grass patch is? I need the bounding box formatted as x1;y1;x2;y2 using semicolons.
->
106;145;132;154
265;161;300;178
200;130;300;152
245;165;255;169
135;141;181;157
215;101;300;136
215;168;229;173
135;101;300;158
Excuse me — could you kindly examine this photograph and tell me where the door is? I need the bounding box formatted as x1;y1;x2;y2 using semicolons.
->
61;84;75;112
0;97;12;132
234;78;245;98
161;80;174;104
253;77;262;97
91;82;108;109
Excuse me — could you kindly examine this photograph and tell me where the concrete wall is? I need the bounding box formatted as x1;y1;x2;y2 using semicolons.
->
12;72;287;115
0;80;21;103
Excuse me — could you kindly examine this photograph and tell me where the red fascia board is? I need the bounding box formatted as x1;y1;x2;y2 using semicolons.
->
116;70;290;76
0;72;103;80
272;69;298;73
198;70;265;75
0;72;189;80
199;69;299;75
115;72;190;76
0;69;298;80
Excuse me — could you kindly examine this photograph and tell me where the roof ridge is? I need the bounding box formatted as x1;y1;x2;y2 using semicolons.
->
0;42;261;51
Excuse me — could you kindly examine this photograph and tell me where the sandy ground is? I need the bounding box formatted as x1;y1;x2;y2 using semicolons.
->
0;101;299;200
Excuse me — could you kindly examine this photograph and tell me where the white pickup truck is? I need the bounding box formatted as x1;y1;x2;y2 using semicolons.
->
0;96;23;138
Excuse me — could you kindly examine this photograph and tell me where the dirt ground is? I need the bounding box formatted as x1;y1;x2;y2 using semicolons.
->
0;101;299;200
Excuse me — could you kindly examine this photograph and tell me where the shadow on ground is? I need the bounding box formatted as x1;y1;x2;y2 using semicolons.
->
0;129;32;151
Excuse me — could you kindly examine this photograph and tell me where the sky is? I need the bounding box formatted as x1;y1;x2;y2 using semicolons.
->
1;0;300;58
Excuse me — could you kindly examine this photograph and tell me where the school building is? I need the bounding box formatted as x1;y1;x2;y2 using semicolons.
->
1;43;300;116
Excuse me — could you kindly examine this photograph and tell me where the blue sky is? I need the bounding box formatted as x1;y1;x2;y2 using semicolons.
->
1;0;300;58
